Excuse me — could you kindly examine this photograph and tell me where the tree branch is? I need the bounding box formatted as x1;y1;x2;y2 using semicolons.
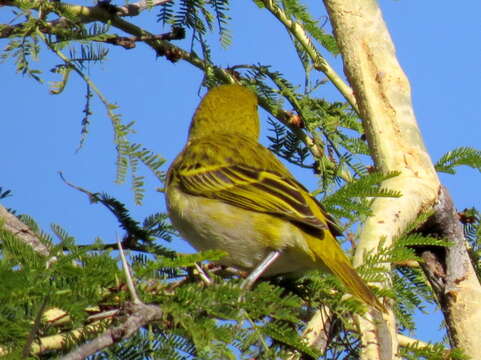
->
419;186;481;357
322;0;443;359
0;0;171;19
0;204;50;257
259;0;358;113
397;334;451;357
59;302;162;360
115;0;172;17
298;305;334;355
1;0;332;172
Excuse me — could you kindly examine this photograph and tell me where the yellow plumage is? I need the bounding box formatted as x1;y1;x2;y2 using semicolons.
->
165;84;384;312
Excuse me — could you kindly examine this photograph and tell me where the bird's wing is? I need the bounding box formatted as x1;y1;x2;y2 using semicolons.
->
176;161;339;234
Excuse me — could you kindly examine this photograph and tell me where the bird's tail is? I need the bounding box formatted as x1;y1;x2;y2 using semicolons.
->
306;233;386;313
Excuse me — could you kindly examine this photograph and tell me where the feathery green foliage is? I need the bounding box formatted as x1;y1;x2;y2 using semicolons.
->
461;207;481;280
0;187;12;200
2;0;479;358
352;215;457;341
267;117;311;168
282;0;339;54
0;6;168;203
322;171;401;227
0;222;121;354
435;146;481;174
158;0;232;49
63;185;176;255
399;342;467;360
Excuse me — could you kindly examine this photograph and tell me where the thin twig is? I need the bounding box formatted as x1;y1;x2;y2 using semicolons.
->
22;297;49;357
259;0;359;114
101;26;185;49
87;309;120;322
2;1;331;175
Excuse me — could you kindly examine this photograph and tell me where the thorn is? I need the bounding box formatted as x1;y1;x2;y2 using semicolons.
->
117;234;142;304
194;263;213;286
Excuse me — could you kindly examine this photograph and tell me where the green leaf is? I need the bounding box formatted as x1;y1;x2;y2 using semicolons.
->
435;146;481;174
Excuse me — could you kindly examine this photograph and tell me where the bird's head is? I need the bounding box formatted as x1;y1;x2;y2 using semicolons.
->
188;84;260;141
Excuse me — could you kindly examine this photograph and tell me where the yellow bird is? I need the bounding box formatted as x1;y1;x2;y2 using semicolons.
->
165;84;383;312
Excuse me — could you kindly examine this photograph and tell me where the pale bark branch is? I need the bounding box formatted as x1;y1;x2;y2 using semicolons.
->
301;305;333;353
322;0;442;359
0;204;50;257
287;305;334;359
397;334;450;357
0;318;109;357
397;334;431;349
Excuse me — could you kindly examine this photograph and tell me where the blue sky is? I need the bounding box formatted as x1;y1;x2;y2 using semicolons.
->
1;0;480;345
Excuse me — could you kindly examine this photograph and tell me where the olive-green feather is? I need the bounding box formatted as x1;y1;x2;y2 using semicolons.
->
166;84;384;312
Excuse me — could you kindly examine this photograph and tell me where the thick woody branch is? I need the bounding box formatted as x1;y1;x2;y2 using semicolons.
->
0;315;112;357
300;305;334;354
0;204;50;256
322;0;442;359
419;186;481;357
0;21;185;50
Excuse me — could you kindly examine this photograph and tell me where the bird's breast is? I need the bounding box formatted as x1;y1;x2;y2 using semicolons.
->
165;184;319;276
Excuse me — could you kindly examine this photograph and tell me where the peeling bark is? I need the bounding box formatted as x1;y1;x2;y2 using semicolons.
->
420;187;481;357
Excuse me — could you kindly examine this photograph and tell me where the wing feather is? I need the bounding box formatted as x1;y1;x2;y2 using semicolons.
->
178;163;330;231
170;136;341;235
